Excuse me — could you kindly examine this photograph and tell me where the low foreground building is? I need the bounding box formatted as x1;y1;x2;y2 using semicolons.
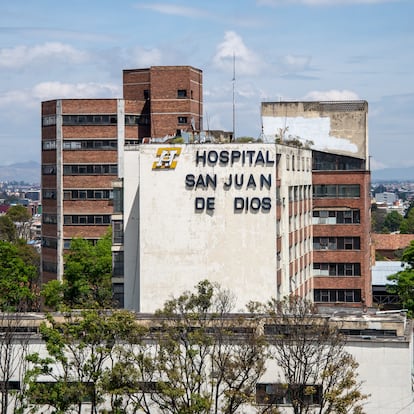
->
1;310;412;414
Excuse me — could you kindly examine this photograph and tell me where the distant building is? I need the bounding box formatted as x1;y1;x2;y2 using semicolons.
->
375;191;397;205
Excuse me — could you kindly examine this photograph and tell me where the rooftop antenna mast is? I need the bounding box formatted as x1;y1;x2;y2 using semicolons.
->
232;52;236;142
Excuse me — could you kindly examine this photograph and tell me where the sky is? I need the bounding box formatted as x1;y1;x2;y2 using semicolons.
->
1;0;413;171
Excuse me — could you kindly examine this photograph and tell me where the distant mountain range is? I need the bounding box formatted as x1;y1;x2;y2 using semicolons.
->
0;161;40;184
0;160;413;185
371;167;414;182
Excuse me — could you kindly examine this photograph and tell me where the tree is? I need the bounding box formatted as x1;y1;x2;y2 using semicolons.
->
6;205;31;240
0;216;16;242
387;240;414;316
0;241;38;312
149;280;267;414
104;280;268;414
382;211;403;233
400;208;414;234
42;227;113;310
263;296;368;414
100;322;154;413
370;204;387;233
0;313;32;414
0;240;40;413
25;309;138;414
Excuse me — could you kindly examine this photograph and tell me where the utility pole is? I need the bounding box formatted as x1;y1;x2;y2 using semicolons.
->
232;52;236;142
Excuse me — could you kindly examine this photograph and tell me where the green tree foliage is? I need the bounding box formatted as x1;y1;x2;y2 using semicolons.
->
371;204;387;233
263;296;368;414
0;241;38;312
6;205;31;223
0;215;16;242
42;227;113;310
6;205;31;240
387;240;414;316
400;208;414;234
382;211;403;233
26;309;138;414
148;280;268;414
23;285;369;414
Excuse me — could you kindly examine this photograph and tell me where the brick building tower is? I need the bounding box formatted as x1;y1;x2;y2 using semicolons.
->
41;66;203;283
262;101;372;308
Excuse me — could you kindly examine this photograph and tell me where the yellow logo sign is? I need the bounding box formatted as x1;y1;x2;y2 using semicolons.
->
152;147;182;170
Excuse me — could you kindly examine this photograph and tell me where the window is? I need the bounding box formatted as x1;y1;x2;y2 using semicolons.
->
312;151;365;171
339;328;397;337
313;185;360;198
63;140;117;150
113;187;123;213
256;383;322;406
338;184;360;197
113;251;124;277
113;220;123;244
177;89;187;98
42;164;56;175
314;289;362;303
313;209;360;224
63;215;111;225
113;283;124;308
42;237;57;249
42;140;56;150
63;164;117;175
42;115;56;126
313;237;360;250
63;189;112;200
62;114;117;125
42;261;57;273
43;214;57;224
43;189;56;199
178;116;188;124
125;115;149;125
0;381;20;391
313;263;361;277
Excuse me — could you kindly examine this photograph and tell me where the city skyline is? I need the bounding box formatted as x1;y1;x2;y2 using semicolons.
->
1;0;413;170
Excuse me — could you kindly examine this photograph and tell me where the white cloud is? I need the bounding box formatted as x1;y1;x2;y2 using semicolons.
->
303;89;360;101
257;0;398;5
213;31;264;76
0;42;89;69
0;90;30;107
32;82;120;100
0;82;120;110
128;46;163;67
280;54;312;73
133;3;207;18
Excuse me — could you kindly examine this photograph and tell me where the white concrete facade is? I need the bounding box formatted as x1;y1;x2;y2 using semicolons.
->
123;143;312;313
2;313;413;414
261;100;369;162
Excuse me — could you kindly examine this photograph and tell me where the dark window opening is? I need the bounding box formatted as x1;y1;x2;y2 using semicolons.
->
314;289;362;303
62;114;117;125
256;383;322;406
312;151;365;170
